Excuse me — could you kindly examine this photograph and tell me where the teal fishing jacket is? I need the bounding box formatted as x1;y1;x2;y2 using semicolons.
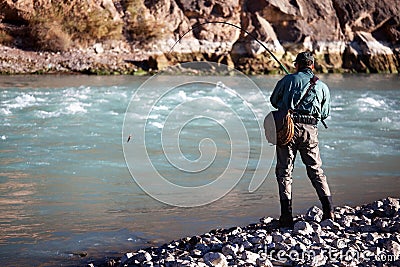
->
270;68;331;121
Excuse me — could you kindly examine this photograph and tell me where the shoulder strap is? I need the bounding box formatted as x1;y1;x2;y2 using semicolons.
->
294;75;319;109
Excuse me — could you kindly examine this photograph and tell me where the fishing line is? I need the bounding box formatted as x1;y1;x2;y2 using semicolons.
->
168;21;290;75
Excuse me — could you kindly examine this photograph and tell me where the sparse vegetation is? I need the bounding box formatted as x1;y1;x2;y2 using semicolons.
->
62;1;123;44
0;29;14;45
123;0;165;43
24;0;166;51
28;1;123;51
29;20;71;52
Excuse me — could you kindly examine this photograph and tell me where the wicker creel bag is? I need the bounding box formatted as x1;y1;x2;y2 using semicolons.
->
264;109;294;146
264;76;318;146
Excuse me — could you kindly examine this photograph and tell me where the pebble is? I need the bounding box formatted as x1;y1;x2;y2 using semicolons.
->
293;221;314;236
241;250;259;263
92;197;400;267
305;206;324;222
221;244;240;257
203;252;228;267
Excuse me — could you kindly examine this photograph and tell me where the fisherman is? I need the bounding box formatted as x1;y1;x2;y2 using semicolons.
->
270;51;334;227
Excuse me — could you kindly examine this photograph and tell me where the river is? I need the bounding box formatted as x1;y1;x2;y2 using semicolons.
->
0;74;399;266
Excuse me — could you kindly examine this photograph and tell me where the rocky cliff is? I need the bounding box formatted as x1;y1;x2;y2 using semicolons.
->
0;0;399;74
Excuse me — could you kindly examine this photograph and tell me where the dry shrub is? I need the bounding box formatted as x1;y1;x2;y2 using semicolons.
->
28;1;123;51
30;21;71;52
63;1;123;44
27;0;165;50
0;29;14;45
124;0;165;43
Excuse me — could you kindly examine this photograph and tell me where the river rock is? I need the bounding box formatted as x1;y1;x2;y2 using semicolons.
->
310;255;327;267
338;214;355;227
221;244;240;257
260;217;274;225
93;43;104;54
190;249;202;257
249;236;263;245
305;206;324;222
337;205;356;215
134;250;152;263
272;231;285;242
119;252;134;266
195;243;210;255
293;221;314;236
294;241;308;253
320;219;342;230
384;240;400;258
241;250;259;263
141;261;153;267
203;252;228;267
311;232;324;245
383;197;400;216
228;227;242;236
256;257;274;267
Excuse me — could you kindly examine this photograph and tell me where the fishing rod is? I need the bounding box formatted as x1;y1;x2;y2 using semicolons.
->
125;21;324;142
168;22;328;129
168;21;290;75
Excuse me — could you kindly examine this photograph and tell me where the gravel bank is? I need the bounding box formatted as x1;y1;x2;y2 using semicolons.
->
0;44;146;75
89;197;400;267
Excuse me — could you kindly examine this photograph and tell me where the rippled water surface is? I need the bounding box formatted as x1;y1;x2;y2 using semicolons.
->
0;74;399;266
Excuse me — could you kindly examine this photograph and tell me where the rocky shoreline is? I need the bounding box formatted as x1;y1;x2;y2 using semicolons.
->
0;44;144;75
0;42;398;76
88;197;400;267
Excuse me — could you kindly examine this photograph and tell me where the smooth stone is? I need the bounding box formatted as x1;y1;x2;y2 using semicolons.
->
256;257;274;267
241;250;259;263
294;242;308;252
306;206;324;222
249;236;263;244
120;252;134;266
135;250;152;262
320;219;341;230
260;217;274;224
242;240;253;249
142;261;154;267
384;240;400;258
221;244;240;257
264;235;273;244
195;243;210;255
311;232;324;244
203;252;228;267
283;236;297;246
310;222;322;234
293;221;314;236
228;227;242;236
272;232;284;243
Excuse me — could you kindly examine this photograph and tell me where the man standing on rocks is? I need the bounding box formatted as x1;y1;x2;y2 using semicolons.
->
270;51;334;227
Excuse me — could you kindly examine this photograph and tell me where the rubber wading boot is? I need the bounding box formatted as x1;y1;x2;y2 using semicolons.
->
279;199;294;228
320;196;334;221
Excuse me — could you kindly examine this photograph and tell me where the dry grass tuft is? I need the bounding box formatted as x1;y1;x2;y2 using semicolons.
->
28;1;123;51
123;0;165;43
29;21;71;52
0;29;14;45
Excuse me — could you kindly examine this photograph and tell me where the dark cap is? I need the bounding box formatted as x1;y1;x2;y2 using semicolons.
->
293;52;314;65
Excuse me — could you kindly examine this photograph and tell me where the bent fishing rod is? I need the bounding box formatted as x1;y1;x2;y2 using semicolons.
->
168;21;290;75
168;21;329;129
125;21;326;142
